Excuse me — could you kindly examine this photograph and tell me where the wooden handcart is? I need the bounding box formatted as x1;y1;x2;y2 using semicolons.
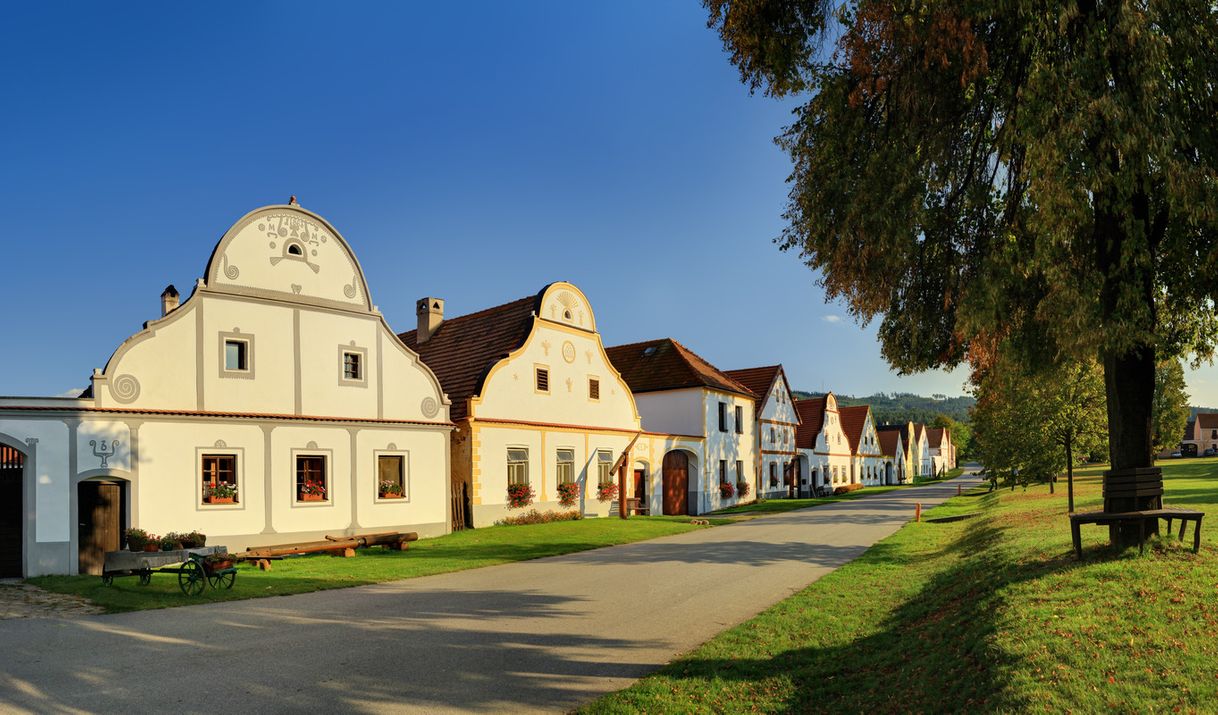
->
100;547;238;596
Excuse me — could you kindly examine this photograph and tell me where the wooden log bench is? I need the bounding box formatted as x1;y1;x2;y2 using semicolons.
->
1069;509;1203;558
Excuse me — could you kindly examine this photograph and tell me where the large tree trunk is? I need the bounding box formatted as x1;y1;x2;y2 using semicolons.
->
1095;195;1161;545
1065;433;1074;513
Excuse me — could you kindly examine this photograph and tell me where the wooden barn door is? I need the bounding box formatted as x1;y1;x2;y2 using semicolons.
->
661;451;688;515
78;482;122;575
0;447;23;578
633;469;646;504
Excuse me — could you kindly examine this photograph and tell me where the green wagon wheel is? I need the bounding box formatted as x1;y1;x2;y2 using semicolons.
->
178;559;206;596
138;570;152;586
208;570;236;590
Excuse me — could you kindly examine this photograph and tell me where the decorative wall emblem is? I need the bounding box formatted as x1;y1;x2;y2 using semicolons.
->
420;397;439;419
585;350;593;364
387;442;398;451
90;439;120;468
306;441;319;449
291;284;303;295
262;215;323;273
565;377;573;393
110;374;141;404
562;341;576;364
552;291;585;326
219;253;240;280
214;440;227;448
541;340;551;356
343;275;358;300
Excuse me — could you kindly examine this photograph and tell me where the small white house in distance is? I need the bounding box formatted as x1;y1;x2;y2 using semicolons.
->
398;282;673;527
912;423;932;478
723;365;802;499
0;203;453;577
839;405;889;485
876;427;906;484
927;427;954;475
793;394;854;492
606;339;757;514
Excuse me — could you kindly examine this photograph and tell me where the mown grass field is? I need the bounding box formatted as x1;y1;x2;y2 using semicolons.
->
585;459;1218;713
30;515;720;613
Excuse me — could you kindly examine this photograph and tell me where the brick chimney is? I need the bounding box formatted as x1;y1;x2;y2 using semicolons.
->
161;284;180;317
416;297;444;344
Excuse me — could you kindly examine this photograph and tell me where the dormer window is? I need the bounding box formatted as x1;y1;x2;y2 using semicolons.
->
287;243;303;256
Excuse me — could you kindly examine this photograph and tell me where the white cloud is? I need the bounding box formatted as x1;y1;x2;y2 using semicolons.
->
822;315;842;324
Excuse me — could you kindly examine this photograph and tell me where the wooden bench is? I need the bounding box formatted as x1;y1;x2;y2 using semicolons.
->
608;498;650;516
1069;509;1203;558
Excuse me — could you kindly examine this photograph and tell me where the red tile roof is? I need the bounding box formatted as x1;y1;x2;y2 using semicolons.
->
914;423;926;445
927;427;946;448
877;425;911;457
604;339;756;398
876;428;902;458
1196;413;1218;431
399;293;541;421
794;397;828;449
723;365;782;404
838;405;871;454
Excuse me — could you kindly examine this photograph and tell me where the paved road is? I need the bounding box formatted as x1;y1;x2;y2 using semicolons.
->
0;476;977;714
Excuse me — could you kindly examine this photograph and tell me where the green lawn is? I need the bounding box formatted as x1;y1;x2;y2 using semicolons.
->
585;458;1218;713
711;484;906;516
29;515;720;613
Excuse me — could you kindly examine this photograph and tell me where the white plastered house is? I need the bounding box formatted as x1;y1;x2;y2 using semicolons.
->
0;203;453;576
793;393;854;492
399;282;670;527
840;405;891;486
605;339;755;515
723;365;802;499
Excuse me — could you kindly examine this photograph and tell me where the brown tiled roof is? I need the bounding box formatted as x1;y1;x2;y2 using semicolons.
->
877;425;911;457
876;428;901;458
794;397;828;449
839;405;870;454
723;365;782;404
914;423;926;445
399;293;540;421
927;427;946;448
604;339;756;398
1196;413;1218;431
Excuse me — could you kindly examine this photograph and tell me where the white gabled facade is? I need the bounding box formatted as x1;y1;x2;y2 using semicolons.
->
0;203;453;577
724;366;801;499
794;393;854;494
847;407;888;486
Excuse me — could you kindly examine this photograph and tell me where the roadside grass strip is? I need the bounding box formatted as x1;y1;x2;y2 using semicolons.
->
585;459;1218;713
29;515;721;613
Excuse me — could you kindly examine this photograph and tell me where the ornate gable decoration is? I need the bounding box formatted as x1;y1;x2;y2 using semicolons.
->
204;205;373;312
539;283;596;331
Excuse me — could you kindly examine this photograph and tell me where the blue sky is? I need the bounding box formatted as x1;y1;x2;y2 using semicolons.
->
1;3;1213;405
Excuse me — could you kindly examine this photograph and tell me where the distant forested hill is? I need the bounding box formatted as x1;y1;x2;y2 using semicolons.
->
793;391;976;426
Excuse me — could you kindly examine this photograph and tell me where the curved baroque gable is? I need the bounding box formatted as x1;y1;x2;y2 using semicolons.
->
204;205;373;311
538;282;596;331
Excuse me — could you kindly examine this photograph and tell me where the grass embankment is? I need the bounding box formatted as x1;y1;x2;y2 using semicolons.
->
586;459;1218;713
30;515;719;613
711;484;907;516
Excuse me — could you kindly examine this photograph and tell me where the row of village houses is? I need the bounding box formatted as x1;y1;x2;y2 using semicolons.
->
0;204;955;577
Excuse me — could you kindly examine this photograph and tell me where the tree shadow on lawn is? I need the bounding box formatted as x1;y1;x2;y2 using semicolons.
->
642;517;1079;713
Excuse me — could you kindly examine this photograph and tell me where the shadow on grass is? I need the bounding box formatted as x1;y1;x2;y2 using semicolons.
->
614;508;1076;712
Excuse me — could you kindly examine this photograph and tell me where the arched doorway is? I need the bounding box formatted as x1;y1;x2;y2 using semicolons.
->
0;445;24;577
661;451;689;515
78;479;127;575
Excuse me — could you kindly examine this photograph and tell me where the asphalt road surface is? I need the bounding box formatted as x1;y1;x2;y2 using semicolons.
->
0;475;977;714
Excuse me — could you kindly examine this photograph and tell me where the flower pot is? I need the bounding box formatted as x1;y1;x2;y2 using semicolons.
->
128;544;142;553
143;544;159;552
204;559;234;574
379;493;403;500
301;493;324;502
206;496;235;504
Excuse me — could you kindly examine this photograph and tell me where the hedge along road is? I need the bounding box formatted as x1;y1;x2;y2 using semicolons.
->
0;475;977;714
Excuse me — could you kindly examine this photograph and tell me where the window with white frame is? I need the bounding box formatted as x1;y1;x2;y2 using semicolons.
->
597;450;613;484
769;461;778;487
201;454;238;504
535;367;550;393
295;455;328;502
377;454;406;498
556;448;575;485
507;448;530;485
343;351;362;381
735;405;743;434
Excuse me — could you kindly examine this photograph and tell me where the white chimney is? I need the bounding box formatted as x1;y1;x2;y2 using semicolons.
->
416;297;444;344
161;284;180;317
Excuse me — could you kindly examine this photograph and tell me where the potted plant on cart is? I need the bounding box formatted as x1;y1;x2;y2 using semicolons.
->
300;480;327;502
125;528;152;552
159;533;183;551
378;480;404;499
179;530;207;549
203;551;234;574
204;482;238;504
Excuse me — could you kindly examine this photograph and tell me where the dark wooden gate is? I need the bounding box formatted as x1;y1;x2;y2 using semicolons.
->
451;481;472;531
789;459;801;499
633;469;646;504
78;482;123;575
662;451;688;516
0;446;23;578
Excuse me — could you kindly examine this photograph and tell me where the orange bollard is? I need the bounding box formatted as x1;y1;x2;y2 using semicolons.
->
957;484;962;496
915;502;922;522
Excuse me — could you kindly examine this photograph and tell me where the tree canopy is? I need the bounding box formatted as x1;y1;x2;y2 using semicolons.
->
1152;359;1191;454
706;0;1218;476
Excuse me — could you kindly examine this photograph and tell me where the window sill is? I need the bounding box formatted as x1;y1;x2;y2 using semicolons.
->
198;501;243;511
375;495;410;504
293;498;332;507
